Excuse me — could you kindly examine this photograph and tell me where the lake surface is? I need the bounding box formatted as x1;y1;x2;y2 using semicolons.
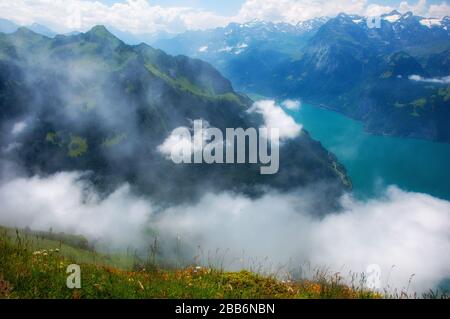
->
289;104;450;201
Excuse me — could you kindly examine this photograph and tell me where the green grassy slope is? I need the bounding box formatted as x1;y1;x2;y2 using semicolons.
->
0;226;380;299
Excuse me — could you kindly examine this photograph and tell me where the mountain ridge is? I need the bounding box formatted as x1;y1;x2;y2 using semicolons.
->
0;25;351;211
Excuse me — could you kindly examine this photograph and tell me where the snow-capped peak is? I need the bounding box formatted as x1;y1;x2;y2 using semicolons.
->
227;18;327;35
382;10;402;23
242;19;267;28
296;17;329;31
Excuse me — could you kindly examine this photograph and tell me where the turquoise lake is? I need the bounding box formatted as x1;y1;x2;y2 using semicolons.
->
288;104;450;201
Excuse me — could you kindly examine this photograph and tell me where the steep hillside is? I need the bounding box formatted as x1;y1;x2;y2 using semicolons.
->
0;225;381;299
0;26;350;209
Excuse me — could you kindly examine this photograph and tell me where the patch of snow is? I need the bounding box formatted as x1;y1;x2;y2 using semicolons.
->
409;74;450;84
218;43;248;54
198;46;208;53
419;18;442;28
384;14;401;23
218;46;233;53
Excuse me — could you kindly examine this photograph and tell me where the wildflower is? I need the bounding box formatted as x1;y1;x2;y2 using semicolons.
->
309;283;321;294
194;266;202;273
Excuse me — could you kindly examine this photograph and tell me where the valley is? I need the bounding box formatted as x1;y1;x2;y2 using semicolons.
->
0;2;449;299
154;11;450;143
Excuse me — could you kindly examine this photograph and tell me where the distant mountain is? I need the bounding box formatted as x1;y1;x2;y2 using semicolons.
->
0;18;56;37
154;18;329;57
0;26;350;210
153;18;329;92
276;11;450;142
0;18;18;34
27;23;56;38
0;17;174;44
106;25;174;45
155;12;450;143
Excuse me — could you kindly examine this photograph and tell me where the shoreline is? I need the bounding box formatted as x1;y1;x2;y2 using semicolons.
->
290;97;450;146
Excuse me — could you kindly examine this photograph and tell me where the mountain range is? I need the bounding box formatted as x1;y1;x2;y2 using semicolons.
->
0;18;57;38
0;18;173;44
154;11;450;143
0;26;350;211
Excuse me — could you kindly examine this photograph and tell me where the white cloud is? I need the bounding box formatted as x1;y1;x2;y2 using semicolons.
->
157;125;195;160
0;172;152;249
0;0;229;34
427;2;450;18
366;4;396;17
155;186;450;293
236;0;368;23
398;0;450;18
249;100;302;140
236;0;450;23
399;0;428;16
409;75;450;84
11;121;27;135
1;172;448;293
282;99;302;111
1;0;449;35
158;102;302;164
157;120;216;163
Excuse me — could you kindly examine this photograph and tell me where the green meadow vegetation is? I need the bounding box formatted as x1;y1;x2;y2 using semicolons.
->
0;225;387;299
